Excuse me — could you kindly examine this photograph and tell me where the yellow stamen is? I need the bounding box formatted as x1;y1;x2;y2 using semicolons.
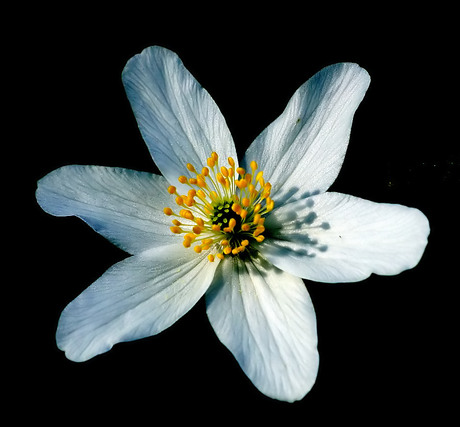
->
220;166;229;178
236;179;247;189
164;153;275;262
236;167;246;176
232;203;242;214
180;210;194;221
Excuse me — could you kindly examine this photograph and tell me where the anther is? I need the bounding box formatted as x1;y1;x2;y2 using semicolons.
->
220;166;229;177
236;167;246;176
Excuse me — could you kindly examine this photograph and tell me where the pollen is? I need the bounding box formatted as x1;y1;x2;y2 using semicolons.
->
164;152;274;261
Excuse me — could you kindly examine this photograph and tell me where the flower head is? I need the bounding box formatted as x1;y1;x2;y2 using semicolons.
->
36;46;429;402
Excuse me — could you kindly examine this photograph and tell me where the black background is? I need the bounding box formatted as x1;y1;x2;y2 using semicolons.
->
18;7;457;424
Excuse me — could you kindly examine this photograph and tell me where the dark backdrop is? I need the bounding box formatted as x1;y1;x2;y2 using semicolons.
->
20;8;457;425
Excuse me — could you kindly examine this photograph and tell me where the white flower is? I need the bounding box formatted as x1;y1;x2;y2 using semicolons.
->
36;46;429;402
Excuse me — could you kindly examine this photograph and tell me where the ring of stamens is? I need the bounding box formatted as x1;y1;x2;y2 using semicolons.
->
163;152;274;261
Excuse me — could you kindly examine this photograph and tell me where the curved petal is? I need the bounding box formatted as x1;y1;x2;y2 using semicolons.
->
261;192;430;283
57;244;220;362
122;46;237;188
206;256;319;402
242;63;370;204
36;165;178;255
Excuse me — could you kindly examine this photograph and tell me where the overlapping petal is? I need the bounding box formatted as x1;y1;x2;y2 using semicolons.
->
57;244;220;362
242;63;370;204
206;256;319;402
36;165;178;254
122;46;237;189
261;192;430;283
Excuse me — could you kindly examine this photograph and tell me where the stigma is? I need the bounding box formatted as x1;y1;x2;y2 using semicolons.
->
163;152;274;261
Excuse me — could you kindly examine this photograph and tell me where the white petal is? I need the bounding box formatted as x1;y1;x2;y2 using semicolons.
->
243;63;370;203
206;256;319;402
57;244;220;362
36;165;178;254
122;46;237;188
262;192;430;283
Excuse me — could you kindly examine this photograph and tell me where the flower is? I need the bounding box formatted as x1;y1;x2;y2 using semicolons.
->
36;46;429;402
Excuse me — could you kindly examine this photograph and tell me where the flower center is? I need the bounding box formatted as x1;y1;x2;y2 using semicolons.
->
163;152;274;262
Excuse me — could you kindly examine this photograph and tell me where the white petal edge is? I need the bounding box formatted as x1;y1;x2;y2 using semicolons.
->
122;46;237;189
36;165;178;254
243;63;370;204
206;256;319;402
261;192;430;283
57;244;220;362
